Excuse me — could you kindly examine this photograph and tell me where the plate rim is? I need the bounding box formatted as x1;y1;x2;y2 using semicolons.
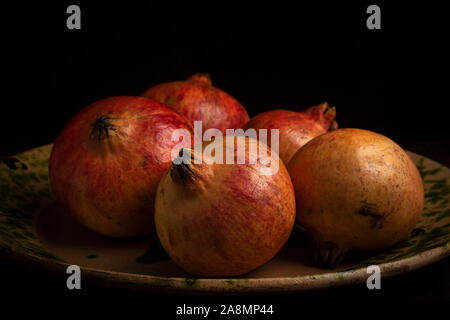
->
2;240;449;294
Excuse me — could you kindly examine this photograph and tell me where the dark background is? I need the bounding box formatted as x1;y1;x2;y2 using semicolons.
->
2;0;449;311
2;0;448;156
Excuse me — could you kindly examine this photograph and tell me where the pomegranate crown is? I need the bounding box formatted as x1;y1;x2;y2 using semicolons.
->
187;73;212;86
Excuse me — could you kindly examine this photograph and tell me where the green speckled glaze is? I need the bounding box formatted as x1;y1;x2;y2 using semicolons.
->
0;145;449;293
0;145;61;261
184;278;198;287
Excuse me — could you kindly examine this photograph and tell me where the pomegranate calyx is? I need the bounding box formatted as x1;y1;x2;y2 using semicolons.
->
312;239;347;268
187;73;212;85
170;162;197;186
312;102;338;131
90;115;118;141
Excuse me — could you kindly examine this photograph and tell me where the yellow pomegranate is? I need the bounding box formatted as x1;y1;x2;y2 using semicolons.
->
288;128;424;267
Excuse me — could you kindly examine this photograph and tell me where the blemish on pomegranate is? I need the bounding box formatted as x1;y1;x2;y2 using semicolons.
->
357;200;384;229
176;93;184;101
357;200;392;229
141;155;148;168
163;96;173;106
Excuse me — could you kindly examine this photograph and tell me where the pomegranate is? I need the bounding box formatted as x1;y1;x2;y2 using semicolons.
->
243;102;337;164
155;135;296;276
288;128;424;267
49;96;193;238
142;73;249;133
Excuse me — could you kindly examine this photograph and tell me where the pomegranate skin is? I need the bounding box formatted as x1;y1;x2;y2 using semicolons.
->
243;102;337;164
49;96;193;238
142;73;249;133
288;129;424;267
155;136;296;277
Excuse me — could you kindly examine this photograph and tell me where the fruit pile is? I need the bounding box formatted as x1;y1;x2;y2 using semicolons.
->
49;73;424;276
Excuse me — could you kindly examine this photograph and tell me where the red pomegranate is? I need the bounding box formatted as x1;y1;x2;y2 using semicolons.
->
49;96;193;237
243;102;337;164
155;136;296;276
142;73;249;133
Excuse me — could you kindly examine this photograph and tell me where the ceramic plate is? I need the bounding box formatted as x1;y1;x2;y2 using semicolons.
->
0;145;449;294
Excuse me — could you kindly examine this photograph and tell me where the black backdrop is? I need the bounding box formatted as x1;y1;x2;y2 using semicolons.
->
2;0;449;310
2;1;448;156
